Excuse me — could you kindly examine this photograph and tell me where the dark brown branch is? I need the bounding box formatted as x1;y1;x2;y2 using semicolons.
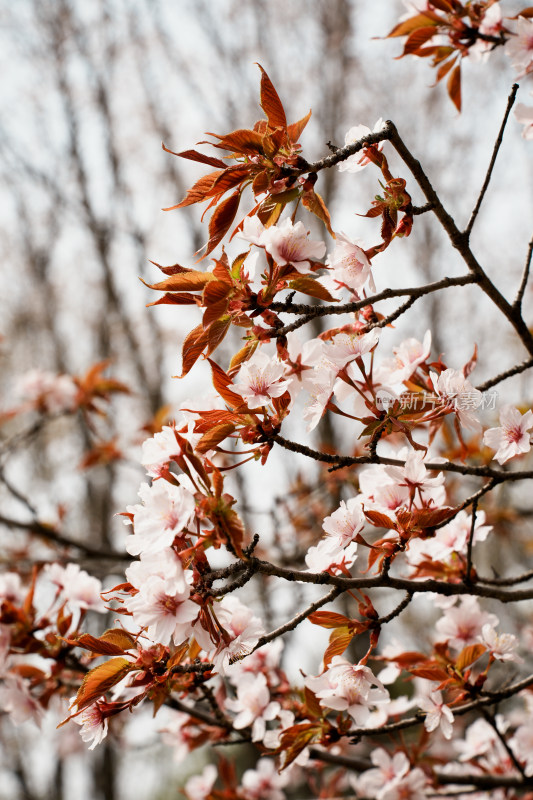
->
0;513;127;562
304;124;393;173
242;555;533;602
386;120;533;357
465;84;519;237
247;586;342;655
514;235;533;311
273;433;533;482
464;497;478;585
308;748;526;790
475;356;533;392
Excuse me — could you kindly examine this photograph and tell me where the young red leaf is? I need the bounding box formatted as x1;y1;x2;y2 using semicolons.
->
163;170;224;210
207;358;244;408
289;276;337;302
196;423;236;453
205;316;232;357
74;658;133;712
301;190;334;237
179;324;210;378
447;63;462;112
208;129;265;155
365;509;397;530
399;26;438;57
203;191;241;257
386;12;440;38
143;271;214;293
287;109;312;144
455;643;486;673
323;628;353;667
257;64;287;130
162;144;226;169
308;611;351;629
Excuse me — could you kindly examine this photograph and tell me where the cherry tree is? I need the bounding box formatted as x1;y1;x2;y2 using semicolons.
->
2;3;533;799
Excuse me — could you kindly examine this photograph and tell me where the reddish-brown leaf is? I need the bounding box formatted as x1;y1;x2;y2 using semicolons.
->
207;166;251;197
207;359;244;407
447;62;462;112
143;270;214;293
365;509;396;530
163;171;224;210
410;666;450;681
455;643;486;673
301;190;334;236
279;724;324;770
162;144;226;169
228;341;258;376
323;628;353;667
208;129;265;155
205;316;231;357
433;56;456;85
510;7;533;17
202;279;232;307
287;109;312;144
147;292;199;307
386;12;440;38
179;324;210;378
74;657;133;712
202;297;230;330
196;423;236;453
308;611;351;629
204;192;241;257
429;0;454;12
289;276;337;302
399;25;438;56
257;64;287;130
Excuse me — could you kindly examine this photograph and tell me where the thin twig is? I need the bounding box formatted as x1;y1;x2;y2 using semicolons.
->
464;497;478;585
465;84;519;237
476;356;533;392
514;235;533;311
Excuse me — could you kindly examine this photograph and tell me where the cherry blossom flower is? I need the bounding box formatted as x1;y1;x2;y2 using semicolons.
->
480;624;522;663
302;363;337;431
43;563;107;614
0;674;44;726
226;639;283;686
323;497;365;546
305;538;358;574
356;748;428;799
283;333;325;401
260;218;326;273
238;214;267;246
225;672;281;741
72;697;109;750
469;3;503;62
141;426;183;477
355;748;410;799
125;481;196;556
483;405;533;464
454;717;504;762
362;450;445;517
338;119;385;173
197;595;265;675
16;369;79;413
305;657;389;725
160;711;200;762
506;16;533;77
376;330;431;386
435;597;498;650
407;509;491;565
125;569;198;646
419;690;454;739
241;758;289;800
515;99;533;140
0;572;25;606
232;350;289;408
432;367;483;430
184;763;217;800
510;722;533;776
324;232;375;292
326;329;380;370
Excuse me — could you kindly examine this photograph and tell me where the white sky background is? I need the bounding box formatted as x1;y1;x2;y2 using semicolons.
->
1;1;533;798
